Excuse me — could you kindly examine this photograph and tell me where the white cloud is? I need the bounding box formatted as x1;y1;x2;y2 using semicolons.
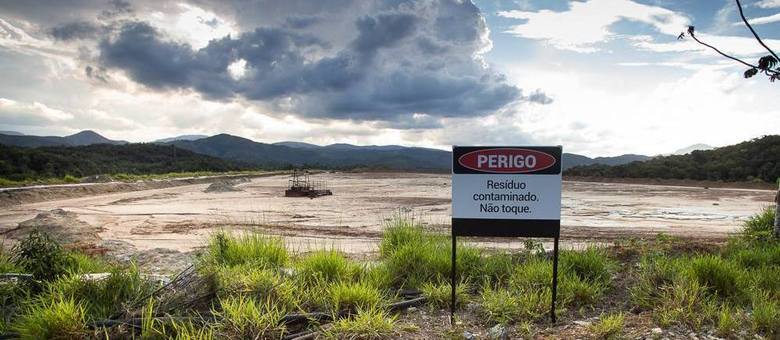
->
755;0;780;9
635;32;780;59
0;98;74;125
500;62;779;157
144;3;238;49
497;0;690;52
227;59;247;80
741;12;780;25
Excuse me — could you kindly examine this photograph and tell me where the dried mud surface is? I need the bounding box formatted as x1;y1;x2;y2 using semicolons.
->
0;172;774;272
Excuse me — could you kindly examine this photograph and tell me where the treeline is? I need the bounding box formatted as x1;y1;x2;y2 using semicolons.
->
565;135;780;183
0;143;249;181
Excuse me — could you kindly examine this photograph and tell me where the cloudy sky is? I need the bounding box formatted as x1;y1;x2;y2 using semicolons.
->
0;0;777;156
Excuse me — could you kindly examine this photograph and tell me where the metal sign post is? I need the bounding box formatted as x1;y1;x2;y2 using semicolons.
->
450;146;562;324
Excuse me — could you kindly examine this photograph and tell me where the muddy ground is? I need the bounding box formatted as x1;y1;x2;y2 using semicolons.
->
0;172;774;273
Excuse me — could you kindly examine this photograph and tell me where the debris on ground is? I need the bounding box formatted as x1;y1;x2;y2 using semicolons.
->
203;180;243;193
2;209;103;245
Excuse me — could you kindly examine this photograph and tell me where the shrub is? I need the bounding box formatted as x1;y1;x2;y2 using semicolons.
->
480;286;549;324
361;263;393;290
329;281;383;312
560;273;605;306
0;243;22;273
751;266;780;296
752;293;780;336
715;305;741;338
560;247;615;284
62;175;79;183
13;297;86;340
630;256;683;310
589;313;624;339
653;279;713;329
420;281;468;309
384;235;482;288
65;252;113;274
11;230;70;282
296;250;360;284
741;207;776;242
379;218;426;257
48;264;157;318
481;252;514;285
168;319;215;340
728;247;772;269
326;307;396;339
203;232;288;269
509;257;552;291
688;255;747;302
1;281;29;333
214;296;285;339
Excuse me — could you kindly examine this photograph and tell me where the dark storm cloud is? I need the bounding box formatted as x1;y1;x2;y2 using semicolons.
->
91;0;549;124
352;13;418;55
50;21;100;40
526;89;553;105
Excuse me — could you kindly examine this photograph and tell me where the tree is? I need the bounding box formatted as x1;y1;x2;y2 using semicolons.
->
680;0;780;238
678;0;780;82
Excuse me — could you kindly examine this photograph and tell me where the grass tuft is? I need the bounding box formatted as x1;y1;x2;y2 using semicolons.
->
751;292;780;336
480;286;549;324
740;207;776;242
203;231;288;269
329;281;384;312
214;295;286;339
687;255;747;302
326;307;396;339
420;281;468;309
296;249;360;284
13;297;86;340
589;313;624;339
560;247;615;284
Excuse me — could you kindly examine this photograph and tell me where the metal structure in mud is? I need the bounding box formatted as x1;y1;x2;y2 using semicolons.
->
284;169;332;198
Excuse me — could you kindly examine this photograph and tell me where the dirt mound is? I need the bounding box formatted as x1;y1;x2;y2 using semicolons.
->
203;180;243;193
2;209;103;245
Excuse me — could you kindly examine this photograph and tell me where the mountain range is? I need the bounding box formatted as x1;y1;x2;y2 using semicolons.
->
0;130;686;171
0;130;126;147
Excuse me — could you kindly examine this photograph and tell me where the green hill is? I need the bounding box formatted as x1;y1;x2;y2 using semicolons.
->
565;135;780;183
0;143;246;182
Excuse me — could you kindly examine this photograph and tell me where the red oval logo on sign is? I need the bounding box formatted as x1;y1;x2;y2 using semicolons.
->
458;148;556;173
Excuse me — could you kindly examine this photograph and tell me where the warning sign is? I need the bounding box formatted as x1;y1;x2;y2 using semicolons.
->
451;146;562;237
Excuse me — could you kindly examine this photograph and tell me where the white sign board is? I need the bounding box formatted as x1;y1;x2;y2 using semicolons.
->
451;146;562;237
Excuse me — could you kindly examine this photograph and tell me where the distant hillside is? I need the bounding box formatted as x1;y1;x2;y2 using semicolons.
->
0;143;244;181
154;135;208;143
562;153;651;169
0;130;126;147
0;131;23;136
566;135;780;183
171;134;648;171
672;143;714;155
170;134;452;171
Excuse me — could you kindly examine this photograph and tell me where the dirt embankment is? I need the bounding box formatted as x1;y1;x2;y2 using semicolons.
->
564;176;777;190
0;173;281;207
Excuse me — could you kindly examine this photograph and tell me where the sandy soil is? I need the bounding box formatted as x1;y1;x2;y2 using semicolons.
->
0;172;774;269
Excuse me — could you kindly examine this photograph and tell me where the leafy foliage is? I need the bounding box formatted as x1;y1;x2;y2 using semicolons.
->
566;135;780;183
11;230;70;283
0;143;247;182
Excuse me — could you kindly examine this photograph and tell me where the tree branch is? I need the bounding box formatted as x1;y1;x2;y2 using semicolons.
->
688;31;760;69
735;0;780;63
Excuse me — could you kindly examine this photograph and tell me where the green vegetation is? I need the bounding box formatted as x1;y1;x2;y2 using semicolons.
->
566;135;780;183
0;143;254;186
589;313;625;339
326;307;397;339
1;209;779;338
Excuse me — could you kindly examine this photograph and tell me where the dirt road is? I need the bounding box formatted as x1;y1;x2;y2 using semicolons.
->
0;173;773;270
